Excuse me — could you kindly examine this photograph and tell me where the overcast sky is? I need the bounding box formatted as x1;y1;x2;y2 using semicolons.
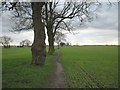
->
0;2;119;45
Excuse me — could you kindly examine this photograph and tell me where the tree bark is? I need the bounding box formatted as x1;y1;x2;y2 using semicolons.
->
47;28;55;55
57;43;60;49
31;2;46;66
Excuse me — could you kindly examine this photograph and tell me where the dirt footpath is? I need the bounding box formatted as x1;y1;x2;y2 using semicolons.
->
47;52;65;88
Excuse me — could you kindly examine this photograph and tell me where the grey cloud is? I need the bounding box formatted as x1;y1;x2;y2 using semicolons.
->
85;3;118;30
0;2;118;45
72;3;118;31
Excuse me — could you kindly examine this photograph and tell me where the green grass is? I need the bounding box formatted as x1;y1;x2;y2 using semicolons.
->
60;46;118;88
2;46;118;88
2;47;56;88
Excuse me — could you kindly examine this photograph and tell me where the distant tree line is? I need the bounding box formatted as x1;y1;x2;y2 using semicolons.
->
0;36;12;48
0;36;32;48
19;39;32;47
0;35;70;48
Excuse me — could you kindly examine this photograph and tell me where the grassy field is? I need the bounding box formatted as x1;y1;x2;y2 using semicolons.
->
2;46;118;88
2;47;56;88
60;46;118;88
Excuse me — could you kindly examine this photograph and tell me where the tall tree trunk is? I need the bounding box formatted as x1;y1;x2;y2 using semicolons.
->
57;43;60;49
47;28;55;55
31;2;46;66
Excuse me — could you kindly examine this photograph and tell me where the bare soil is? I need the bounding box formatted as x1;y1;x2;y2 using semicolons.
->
47;52;65;88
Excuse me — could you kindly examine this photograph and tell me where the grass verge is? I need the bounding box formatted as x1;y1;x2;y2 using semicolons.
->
2;47;56;88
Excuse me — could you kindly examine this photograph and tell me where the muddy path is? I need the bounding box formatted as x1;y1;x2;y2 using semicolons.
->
47;52;65;88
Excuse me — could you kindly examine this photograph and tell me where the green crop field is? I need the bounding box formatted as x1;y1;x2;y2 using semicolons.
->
2;46;118;88
60;46;118;88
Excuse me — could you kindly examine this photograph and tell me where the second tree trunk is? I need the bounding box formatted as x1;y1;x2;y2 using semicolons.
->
47;29;55;55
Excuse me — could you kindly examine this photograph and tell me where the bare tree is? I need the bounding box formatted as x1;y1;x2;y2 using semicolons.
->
0;36;12;48
20;39;32;47
20;41;24;47
1;2;46;66
41;0;102;54
60;42;66;47
1;1;101;55
54;31;66;49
